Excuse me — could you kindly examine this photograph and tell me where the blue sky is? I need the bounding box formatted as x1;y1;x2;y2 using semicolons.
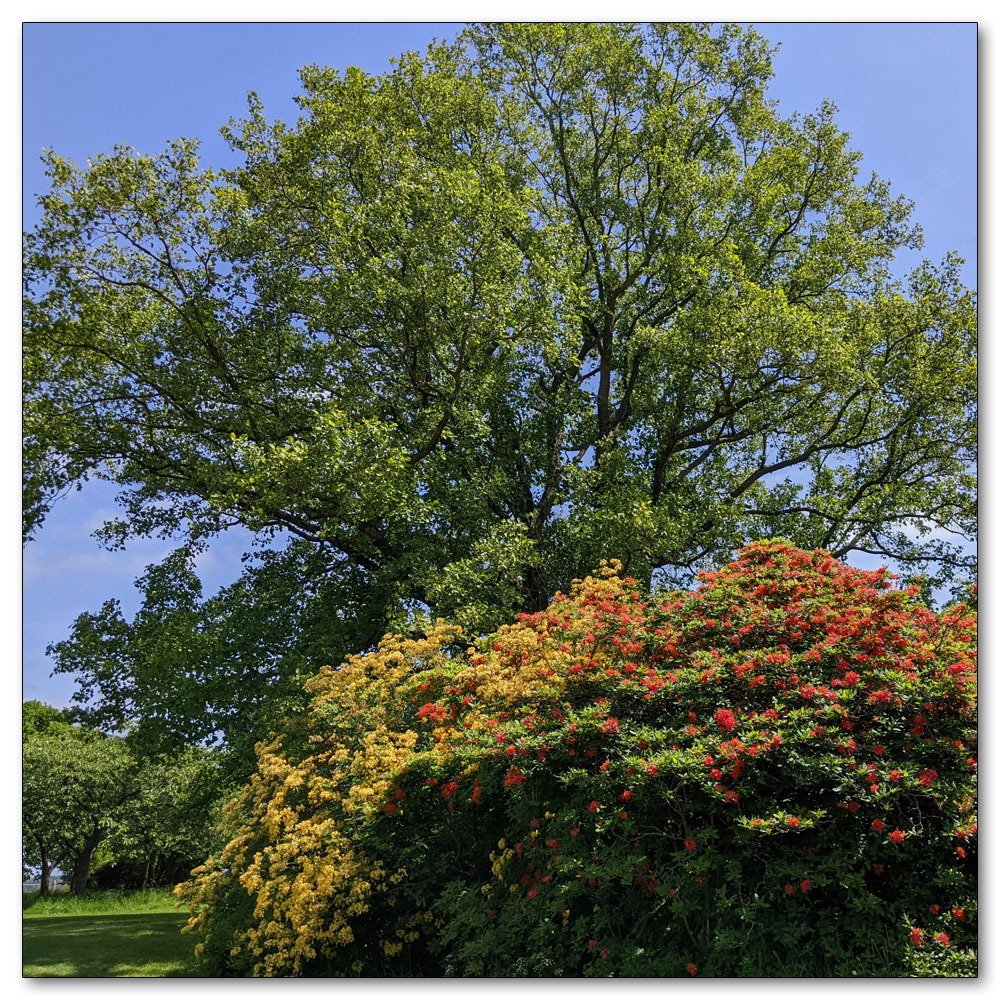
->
22;22;978;709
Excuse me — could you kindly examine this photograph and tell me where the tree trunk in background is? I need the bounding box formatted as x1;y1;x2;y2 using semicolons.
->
38;841;52;895
70;831;104;894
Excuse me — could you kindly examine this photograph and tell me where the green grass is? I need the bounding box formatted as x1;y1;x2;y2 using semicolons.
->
23;888;205;978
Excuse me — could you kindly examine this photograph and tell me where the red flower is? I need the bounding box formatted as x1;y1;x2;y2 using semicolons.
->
786;816;800;829
505;769;526;787
686;963;698;976
600;949;610;960
929;904;940;915
621;789;633;800
889;829;905;844
952;908;965;922
956;846;967;859
800;879;811;893
871;819;885;832
416;702;449;725
588;940;597;950
715;708;737;732
785;883;796;895
589;800;600;812
910;927;924;947
684;838;697;852
935;932;950;948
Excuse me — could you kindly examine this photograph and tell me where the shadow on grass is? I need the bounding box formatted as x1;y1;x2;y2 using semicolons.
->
23;911;206;978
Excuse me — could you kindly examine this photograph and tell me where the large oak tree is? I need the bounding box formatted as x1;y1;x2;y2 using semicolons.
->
25;23;976;764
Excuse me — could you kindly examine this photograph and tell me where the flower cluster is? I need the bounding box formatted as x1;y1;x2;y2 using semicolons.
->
176;541;976;977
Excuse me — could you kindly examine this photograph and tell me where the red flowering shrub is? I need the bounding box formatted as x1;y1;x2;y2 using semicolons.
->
177;542;977;977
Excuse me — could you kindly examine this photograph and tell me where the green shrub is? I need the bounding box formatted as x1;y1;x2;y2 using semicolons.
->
178;541;977;976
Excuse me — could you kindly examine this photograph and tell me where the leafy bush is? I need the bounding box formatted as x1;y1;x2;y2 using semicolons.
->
177;541;977;977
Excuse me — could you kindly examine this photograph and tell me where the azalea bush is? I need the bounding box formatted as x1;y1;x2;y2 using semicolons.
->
176;541;977;977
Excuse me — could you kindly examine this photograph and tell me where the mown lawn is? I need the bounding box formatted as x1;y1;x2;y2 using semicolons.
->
22;889;204;978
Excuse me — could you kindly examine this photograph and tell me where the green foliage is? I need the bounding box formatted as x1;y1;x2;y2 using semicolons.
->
23;709;139;891
93;746;229;889
22;699;74;735
26;23;976;755
22;704;226;892
177;543;977;977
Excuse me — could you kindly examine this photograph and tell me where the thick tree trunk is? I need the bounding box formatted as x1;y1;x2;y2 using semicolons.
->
521;563;553;614
70;831;104;894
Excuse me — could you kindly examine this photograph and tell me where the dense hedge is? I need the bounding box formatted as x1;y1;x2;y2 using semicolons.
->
177;541;977;976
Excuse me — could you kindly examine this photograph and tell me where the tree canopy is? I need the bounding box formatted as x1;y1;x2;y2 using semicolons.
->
25;22;976;760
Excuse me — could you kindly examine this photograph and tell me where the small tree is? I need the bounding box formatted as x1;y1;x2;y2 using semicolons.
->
23;715;138;893
97;747;228;889
22;703;73;892
23;706;230;893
